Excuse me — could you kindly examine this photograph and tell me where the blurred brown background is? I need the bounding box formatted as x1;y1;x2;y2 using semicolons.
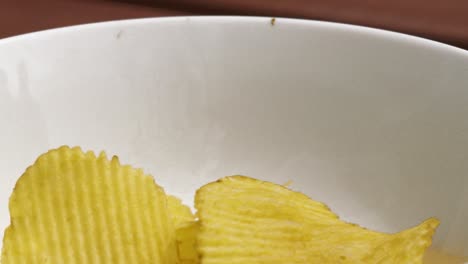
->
1;0;467;50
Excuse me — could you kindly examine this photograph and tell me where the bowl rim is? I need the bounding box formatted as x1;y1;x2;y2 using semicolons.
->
0;16;467;58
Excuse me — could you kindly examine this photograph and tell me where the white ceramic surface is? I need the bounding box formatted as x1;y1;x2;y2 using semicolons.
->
0;17;467;257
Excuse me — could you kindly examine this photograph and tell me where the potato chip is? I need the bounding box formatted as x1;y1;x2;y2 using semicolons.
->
167;195;200;264
195;175;439;264
168;195;195;228
1;146;178;264
176;221;200;264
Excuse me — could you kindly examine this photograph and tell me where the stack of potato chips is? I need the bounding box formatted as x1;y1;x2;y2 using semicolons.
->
1;146;439;264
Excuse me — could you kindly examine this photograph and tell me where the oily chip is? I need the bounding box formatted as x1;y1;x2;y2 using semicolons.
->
195;175;439;264
1;146;178;264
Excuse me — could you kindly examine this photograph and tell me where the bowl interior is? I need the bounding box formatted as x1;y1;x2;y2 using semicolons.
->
0;17;468;257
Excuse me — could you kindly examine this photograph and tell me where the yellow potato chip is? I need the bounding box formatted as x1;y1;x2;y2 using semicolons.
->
168;195;195;228
167;195;200;264
1;146;178;264
195;175;439;264
176;221;200;264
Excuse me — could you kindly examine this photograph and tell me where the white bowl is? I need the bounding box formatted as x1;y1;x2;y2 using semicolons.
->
1;16;467;259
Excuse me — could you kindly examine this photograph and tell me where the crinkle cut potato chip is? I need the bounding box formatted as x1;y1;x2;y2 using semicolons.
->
195;175;440;264
167;195;200;264
1;146;179;264
176;221;200;264
168;195;195;228
0;146;441;264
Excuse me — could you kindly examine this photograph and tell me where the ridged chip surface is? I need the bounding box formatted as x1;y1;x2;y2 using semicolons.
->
167;195;199;264
195;175;439;264
1;146;178;264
